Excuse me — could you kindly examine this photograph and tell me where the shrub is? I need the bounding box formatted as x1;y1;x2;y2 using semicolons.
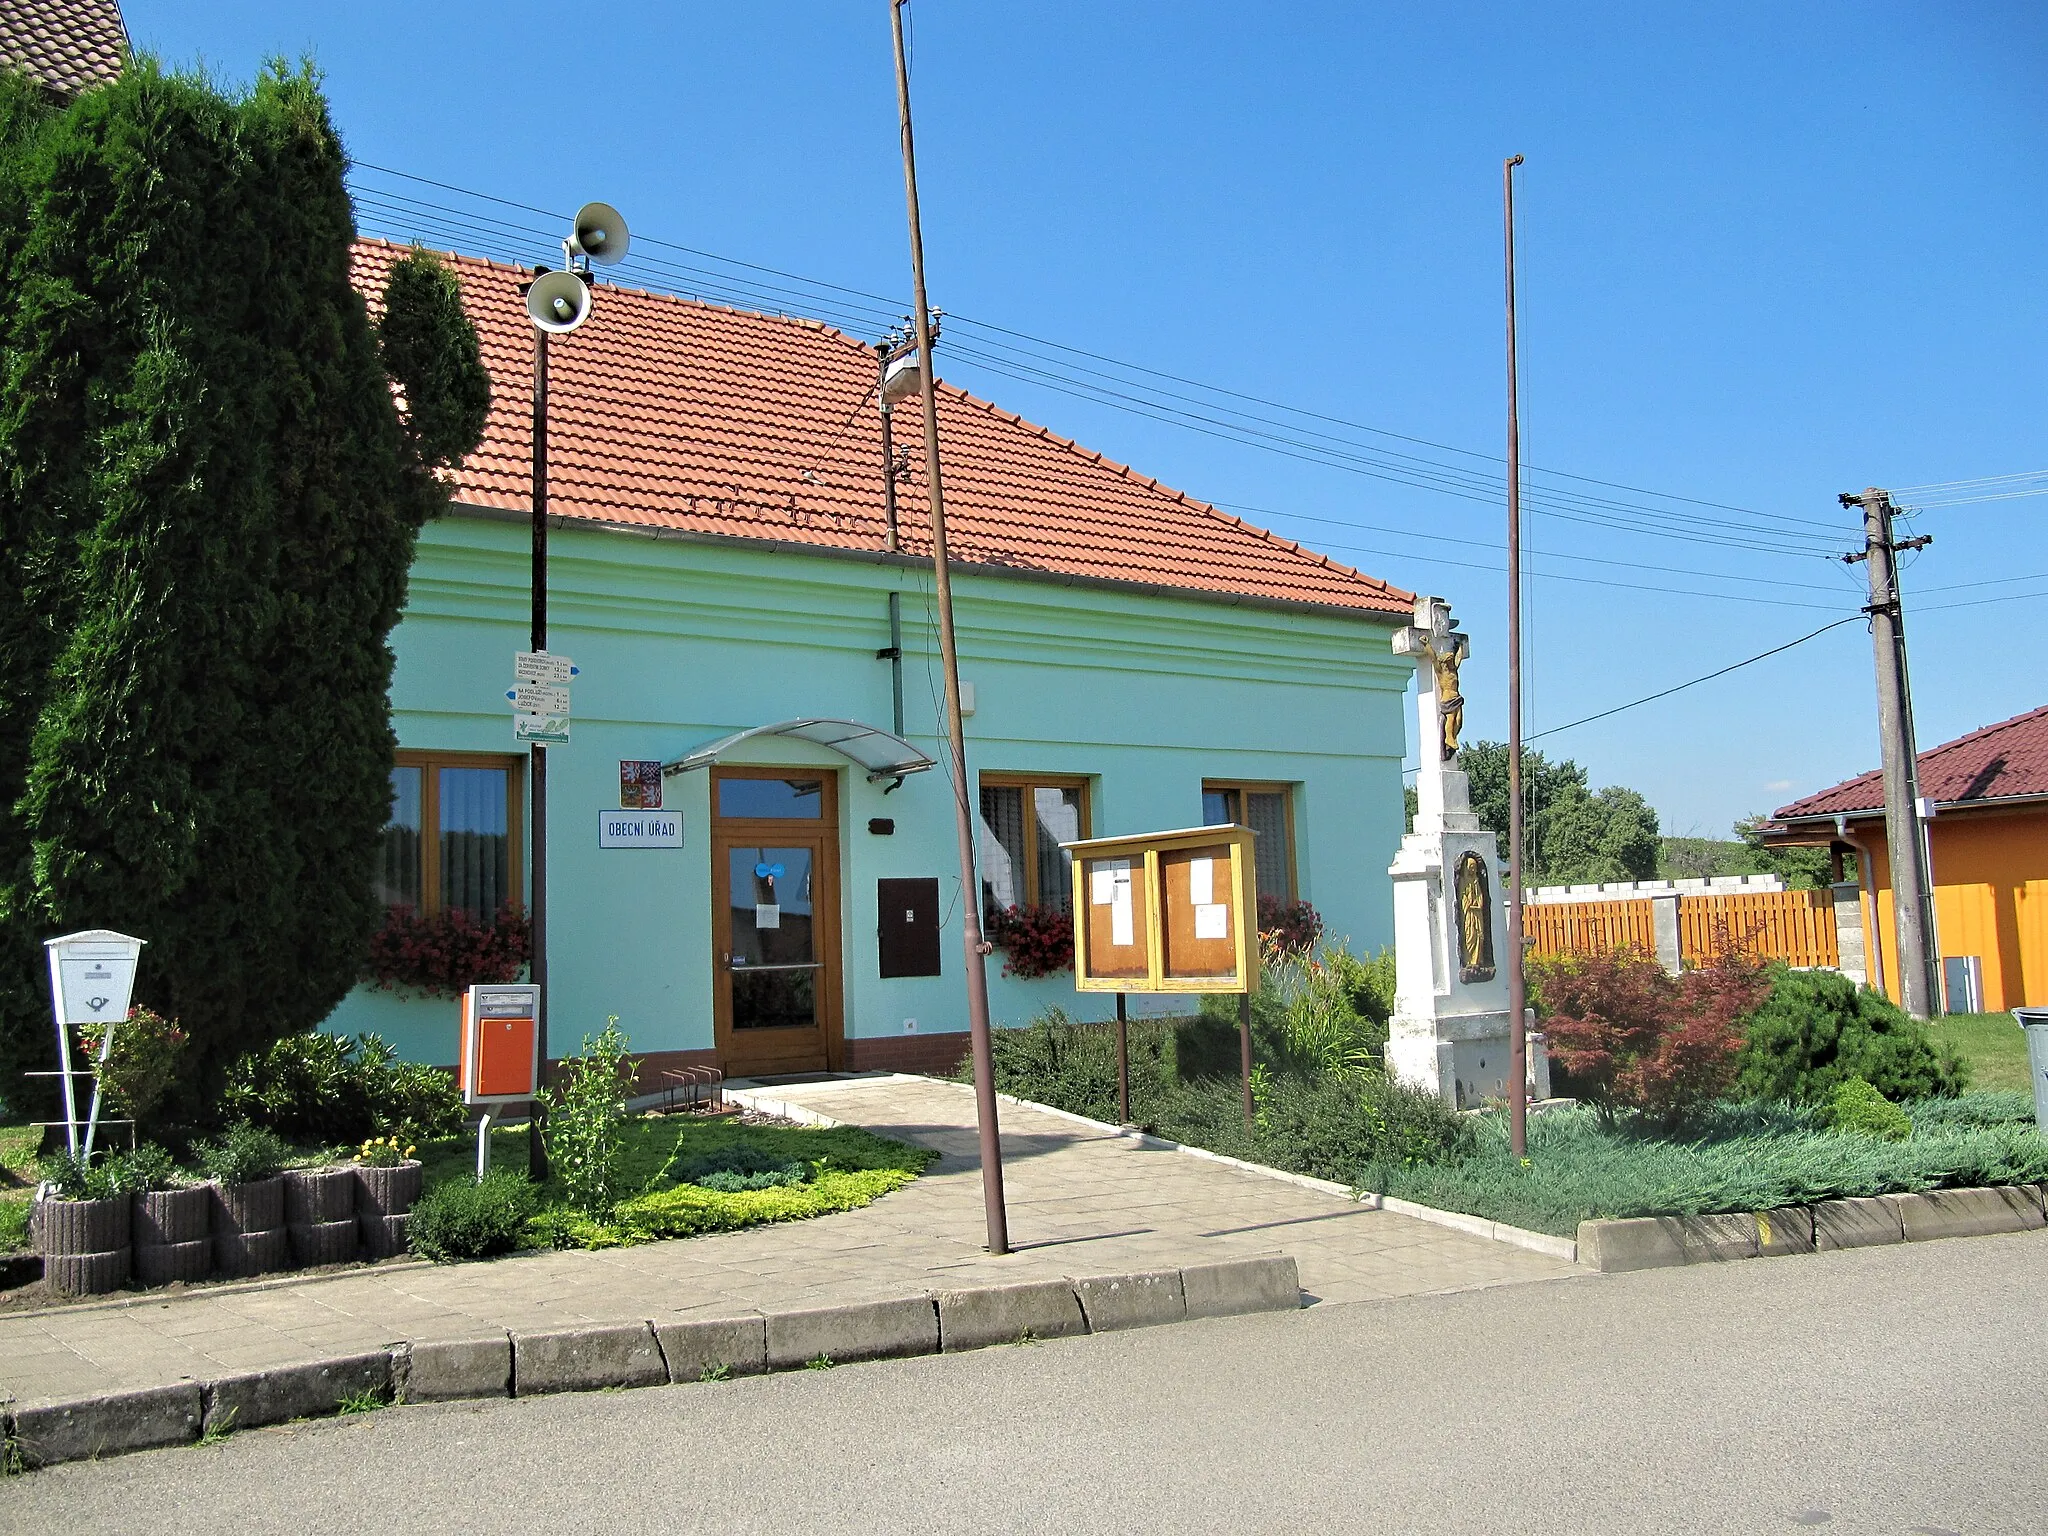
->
984;904;1074;979
76;1006;187;1127
220;1031;463;1144
108;1142;181;1192
38;1149;117;1201
542;1018;633;1221
1538;945;1770;1128
408;1169;535;1262
679;1144;807;1191
1734;967;1966;1104
35;1143;180;1200
1257;896;1323;956
616;1167;921;1242
1827;1078;1912;1141
1369;1100;2048;1238
363;905;531;997
194;1123;289;1184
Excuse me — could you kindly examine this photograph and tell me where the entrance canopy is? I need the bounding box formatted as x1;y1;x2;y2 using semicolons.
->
663;719;935;786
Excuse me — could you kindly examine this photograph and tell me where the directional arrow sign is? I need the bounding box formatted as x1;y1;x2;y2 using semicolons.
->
508;684;571;714
514;651;576;687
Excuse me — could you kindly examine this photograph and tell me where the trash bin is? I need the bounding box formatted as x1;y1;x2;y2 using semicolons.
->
2017;1008;2048;1136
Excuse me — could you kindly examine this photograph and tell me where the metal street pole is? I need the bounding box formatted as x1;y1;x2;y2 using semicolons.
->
529;322;551;1181
1503;154;1529;1159
1846;487;1938;1018
889;0;1009;1254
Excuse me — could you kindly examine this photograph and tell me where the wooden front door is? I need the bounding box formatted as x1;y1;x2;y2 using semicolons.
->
710;768;842;1076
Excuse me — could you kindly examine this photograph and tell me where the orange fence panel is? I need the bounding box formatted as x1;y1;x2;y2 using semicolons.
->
1679;890;1838;970
1522;899;1658;962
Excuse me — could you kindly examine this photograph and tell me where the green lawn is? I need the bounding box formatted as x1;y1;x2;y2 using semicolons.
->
0;1124;37;1252
1928;1012;2036;1093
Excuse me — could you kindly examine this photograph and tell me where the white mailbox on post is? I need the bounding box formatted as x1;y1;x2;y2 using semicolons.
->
43;930;146;1158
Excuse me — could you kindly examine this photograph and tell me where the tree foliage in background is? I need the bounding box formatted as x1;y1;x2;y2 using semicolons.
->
1657;817;1840;889
0;61;488;1105
1459;741;1660;886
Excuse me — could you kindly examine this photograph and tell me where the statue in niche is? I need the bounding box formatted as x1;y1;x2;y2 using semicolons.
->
1454;851;1496;983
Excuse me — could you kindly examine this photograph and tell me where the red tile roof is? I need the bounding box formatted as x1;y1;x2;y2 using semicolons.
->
0;0;125;99
350;241;1411;617
1774;704;2048;821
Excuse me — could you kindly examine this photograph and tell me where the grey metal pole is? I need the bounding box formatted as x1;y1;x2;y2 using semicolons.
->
1115;991;1130;1127
1854;488;1937;1018
1503;154;1529;1157
889;0;1009;1255
1238;991;1255;1132
529;322;551;1181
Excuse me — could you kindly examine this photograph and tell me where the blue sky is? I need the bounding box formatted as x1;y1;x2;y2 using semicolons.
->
131;2;2047;837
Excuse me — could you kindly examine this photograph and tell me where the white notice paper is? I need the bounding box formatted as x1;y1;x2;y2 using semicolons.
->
1194;903;1229;941
755;904;781;930
1099;858;1134;946
1188;857;1214;906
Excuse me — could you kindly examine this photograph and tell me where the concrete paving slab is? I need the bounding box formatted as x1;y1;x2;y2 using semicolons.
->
0;1076;1575;1404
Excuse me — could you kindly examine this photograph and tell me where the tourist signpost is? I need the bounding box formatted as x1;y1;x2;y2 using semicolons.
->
1063;826;1260;1129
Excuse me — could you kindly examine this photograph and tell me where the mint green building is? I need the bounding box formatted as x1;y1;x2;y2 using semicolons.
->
328;244;1416;1082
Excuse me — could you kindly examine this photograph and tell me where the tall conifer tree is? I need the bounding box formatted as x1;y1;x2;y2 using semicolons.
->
0;60;487;1100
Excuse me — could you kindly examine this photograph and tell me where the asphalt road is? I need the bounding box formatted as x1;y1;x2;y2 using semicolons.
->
6;1232;2043;1535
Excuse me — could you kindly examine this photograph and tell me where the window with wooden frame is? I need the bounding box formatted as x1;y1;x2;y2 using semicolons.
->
1201;781;1296;902
375;751;524;919
977;773;1091;921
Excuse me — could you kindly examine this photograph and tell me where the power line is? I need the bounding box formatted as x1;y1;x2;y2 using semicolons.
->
1527;615;1866;741
1214;501;1854;594
342;161;1848;556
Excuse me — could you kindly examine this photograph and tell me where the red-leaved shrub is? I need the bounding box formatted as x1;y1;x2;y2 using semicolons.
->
365;905;532;996
1536;940;1769;1126
985;904;1075;979
1257;896;1323;956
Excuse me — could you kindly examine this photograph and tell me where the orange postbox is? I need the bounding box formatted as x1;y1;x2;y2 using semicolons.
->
460;983;541;1106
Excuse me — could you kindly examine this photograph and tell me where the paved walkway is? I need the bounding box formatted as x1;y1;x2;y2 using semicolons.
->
0;1076;1578;1404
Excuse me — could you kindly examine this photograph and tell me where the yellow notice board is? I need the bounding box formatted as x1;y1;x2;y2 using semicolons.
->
1063;826;1259;994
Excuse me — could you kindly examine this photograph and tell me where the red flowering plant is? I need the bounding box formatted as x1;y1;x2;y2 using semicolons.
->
365;905;532;996
77;1005;187;1126
984;903;1076;979
1535;933;1770;1129
1257;896;1323;958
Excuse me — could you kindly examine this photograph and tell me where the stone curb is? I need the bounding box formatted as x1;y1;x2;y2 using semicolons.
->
1578;1184;2048;1274
0;1258;1301;1473
728;1080;1580;1264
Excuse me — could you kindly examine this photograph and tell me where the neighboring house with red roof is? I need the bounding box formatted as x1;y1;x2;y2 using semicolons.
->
1767;704;2048;1011
0;0;126;101
333;242;1421;1079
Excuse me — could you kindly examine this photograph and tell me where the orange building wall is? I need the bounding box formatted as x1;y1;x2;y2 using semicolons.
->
1854;805;2048;1011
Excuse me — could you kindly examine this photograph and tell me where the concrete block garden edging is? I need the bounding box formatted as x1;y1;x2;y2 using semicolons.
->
1577;1183;2048;1273
728;1079;1582;1264
0;1254;1300;1473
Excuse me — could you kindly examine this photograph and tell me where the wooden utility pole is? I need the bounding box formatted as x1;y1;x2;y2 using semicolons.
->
1503;154;1528;1158
1844;487;1938;1018
889;0;1010;1254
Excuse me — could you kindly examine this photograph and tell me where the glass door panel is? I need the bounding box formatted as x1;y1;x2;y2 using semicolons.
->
724;845;819;1032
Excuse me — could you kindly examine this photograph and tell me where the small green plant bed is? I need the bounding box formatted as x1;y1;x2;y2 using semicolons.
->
1367;1092;2048;1238
1921;1013;2034;1093
415;1116;935;1255
965;1000;1470;1187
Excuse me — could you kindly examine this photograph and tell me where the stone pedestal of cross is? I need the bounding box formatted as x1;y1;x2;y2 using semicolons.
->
1385;596;1550;1109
